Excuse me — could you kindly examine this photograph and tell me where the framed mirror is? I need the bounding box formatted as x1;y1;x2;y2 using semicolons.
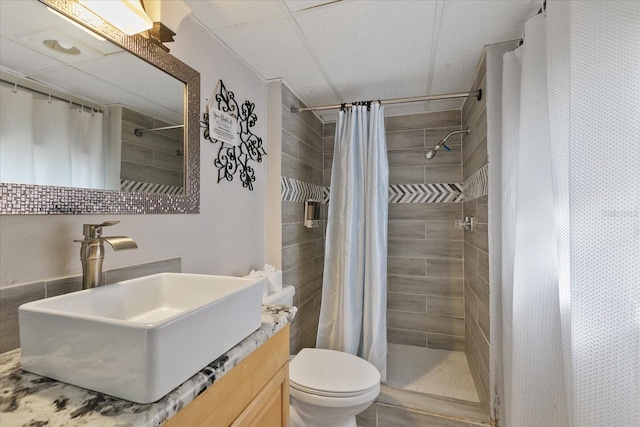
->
0;0;200;214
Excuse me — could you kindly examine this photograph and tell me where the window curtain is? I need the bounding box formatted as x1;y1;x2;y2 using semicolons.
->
317;103;389;380
501;1;639;426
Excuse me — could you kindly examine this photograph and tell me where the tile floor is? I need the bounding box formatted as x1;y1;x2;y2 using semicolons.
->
385;344;480;402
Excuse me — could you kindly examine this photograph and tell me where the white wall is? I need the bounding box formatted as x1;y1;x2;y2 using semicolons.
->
0;15;268;287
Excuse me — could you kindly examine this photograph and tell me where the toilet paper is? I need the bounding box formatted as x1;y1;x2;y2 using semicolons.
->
266;271;282;292
244;269;268;298
263;264;283;292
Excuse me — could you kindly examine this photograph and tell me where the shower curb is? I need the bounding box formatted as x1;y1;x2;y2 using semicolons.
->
375;384;492;426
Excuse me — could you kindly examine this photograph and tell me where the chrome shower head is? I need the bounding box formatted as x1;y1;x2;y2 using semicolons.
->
424;128;470;161
425;147;439;160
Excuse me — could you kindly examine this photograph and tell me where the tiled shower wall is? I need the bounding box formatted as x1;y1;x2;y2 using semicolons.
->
121;108;184;187
280;84;325;354
462;54;490;405
323;110;466;352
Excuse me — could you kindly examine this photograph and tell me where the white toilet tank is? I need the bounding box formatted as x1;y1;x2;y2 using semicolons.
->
263;286;295;305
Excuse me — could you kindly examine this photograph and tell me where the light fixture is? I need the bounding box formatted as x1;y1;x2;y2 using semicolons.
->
78;0;153;36
141;0;192;52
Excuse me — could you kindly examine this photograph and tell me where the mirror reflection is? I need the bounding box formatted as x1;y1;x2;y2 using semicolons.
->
0;0;185;194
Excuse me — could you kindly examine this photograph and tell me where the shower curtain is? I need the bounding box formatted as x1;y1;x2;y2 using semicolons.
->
0;86;35;184
69;106;105;189
501;2;639;426
33;96;72;187
317;103;389;380
0;86;105;188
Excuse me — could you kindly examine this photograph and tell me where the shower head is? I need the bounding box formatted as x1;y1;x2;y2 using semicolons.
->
424;128;470;161
425;147;439;160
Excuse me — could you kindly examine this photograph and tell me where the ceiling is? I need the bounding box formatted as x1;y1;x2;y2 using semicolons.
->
187;0;540;120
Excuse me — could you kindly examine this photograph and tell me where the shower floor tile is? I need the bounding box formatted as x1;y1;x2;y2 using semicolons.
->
385;344;480;402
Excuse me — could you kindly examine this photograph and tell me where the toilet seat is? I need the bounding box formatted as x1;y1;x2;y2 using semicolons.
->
290;381;379;398
289;381;380;409
289;348;380;398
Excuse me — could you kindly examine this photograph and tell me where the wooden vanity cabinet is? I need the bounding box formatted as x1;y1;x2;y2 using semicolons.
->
163;325;290;427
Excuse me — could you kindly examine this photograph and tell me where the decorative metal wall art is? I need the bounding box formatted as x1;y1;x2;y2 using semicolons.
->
202;80;266;191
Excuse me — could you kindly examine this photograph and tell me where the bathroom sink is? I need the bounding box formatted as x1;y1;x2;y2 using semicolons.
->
18;273;264;404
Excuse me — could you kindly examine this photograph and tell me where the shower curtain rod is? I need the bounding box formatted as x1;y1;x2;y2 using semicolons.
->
0;76;103;113
134;124;184;137
291;89;482;113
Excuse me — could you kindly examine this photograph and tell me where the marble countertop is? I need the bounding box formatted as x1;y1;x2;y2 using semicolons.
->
0;305;296;427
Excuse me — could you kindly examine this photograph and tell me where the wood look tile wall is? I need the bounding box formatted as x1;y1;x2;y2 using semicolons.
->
280;85;325;354
120;108;184;187
324;109;466;352
461;53;490;405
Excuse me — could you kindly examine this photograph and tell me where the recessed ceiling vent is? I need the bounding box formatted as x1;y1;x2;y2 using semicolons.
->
15;28;104;64
42;39;81;55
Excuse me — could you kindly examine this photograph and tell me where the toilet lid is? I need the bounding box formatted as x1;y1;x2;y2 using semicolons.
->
289;349;380;396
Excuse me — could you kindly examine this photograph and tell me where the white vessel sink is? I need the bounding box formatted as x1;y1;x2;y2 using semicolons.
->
18;273;264;404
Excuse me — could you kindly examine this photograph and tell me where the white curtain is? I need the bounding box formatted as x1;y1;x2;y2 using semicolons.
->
70;107;105;189
0;85;35;184
501;2;639;426
0;86;105;188
33;98;72;187
317;103;389;380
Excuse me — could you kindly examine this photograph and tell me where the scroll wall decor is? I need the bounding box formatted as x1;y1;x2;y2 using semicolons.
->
202;80;266;191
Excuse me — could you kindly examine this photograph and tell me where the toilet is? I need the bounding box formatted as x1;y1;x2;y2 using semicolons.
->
289;348;380;427
264;286;381;427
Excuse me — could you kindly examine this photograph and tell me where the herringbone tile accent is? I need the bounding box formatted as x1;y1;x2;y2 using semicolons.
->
281;176;325;203
120;180;184;195
388;183;464;203
282;178;466;204
462;164;488;201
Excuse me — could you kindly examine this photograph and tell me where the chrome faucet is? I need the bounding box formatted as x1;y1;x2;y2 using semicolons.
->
75;221;138;289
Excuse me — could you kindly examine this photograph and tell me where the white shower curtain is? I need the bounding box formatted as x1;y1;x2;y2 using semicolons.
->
70;107;105;189
33;97;72;187
0;86;35;184
501;2;639;426
0;86;105;189
317;103;389;380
